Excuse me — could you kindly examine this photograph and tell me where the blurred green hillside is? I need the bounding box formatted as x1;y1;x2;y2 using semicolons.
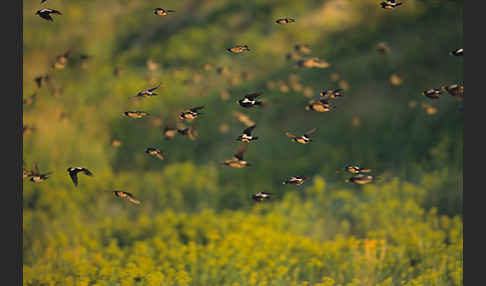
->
23;0;463;285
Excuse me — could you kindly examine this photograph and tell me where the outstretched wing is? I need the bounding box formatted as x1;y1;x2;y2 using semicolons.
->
243;125;256;136
234;143;249;160
125;193;141;204
304;128;318;137
190;106;204;112
82;169;93;176
285;132;298;139
50;9;62;15
69;171;78;186
148;84;161;92
245;92;262;100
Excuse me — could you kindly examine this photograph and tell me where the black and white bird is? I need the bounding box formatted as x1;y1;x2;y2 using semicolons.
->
67;167;93;187
36;8;62;21
285;128;318;144
236;125;258;143
421;88;442;99
237;93;265;108
154;8;176;16
450;48;463;56
276;18;296;24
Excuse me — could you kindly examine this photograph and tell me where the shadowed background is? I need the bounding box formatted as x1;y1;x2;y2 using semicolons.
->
23;0;463;285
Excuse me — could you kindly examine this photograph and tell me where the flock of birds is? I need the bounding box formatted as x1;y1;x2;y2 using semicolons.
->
25;1;463;205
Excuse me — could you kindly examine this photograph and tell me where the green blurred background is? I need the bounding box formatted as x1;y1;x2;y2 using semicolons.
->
23;0;463;285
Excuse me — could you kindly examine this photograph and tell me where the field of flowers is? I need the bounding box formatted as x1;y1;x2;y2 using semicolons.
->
23;0;462;285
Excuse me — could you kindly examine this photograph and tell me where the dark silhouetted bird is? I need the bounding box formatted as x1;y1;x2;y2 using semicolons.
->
36;8;62;21
450;48;463;56
285;128;318;144
67;167;93;187
282;176;307;185
276;18;296;24
179;106;204;120
145;148;165;160
380;0;402;9
223;143;252;168
124;111;150;118
237;93;265;108
236;125;258;143
252;192;272;202
154;8;176;16
227;45;250;53
112;191;141;204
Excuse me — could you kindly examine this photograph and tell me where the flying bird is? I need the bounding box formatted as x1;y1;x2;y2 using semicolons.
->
124;111;150;118
320;88;344;100
380;0;402;9
421;88;442;99
227;45;250;53
345;174;377;185
297;57;330;69
53;50;71;70
282;176;307;185
133;84;161;98
441;84;464;98
305;98;334;112
252;192;272;202
236;125;258;143
178;106;204;120
67;167;93;187
163;124;178;140
294;44;312;55
276;18;296;24
222;143;252;168
450;48;463;56
145;148;165;160
29;163;52;183
36;8;62;21
337;165;373;175
154;8;176;16
285;128;318;144
237;93;265;108
177;126;198;140
112;191;141;204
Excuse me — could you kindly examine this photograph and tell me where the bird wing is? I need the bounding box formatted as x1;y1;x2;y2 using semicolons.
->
82;169;93;176
234;143;249;160
245;93;261;100
304;128;318;137
285;132;298;139
126;193;141;204
190;106;204;112
69;171;78;186
148;84;161;92
156;152;165;160
243;125;256;136
50;9;62;15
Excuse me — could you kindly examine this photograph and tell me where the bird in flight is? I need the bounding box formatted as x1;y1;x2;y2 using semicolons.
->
227;45;250;54
305;98;334;112
252;192;272;202
441;84;464;99
450;48;463;56
154;8;176;16
67;167;93;187
133;84;161;98
276;18;296;24
285;128;318;144
36;8;62;21
380;0;403;9
112;191;141;204
237;93;265;108
145;148;165;160
236;125;258;143
178;106;204;120
124;111;150;118
421;88;442;99
282;176;307;185
29;163;52;183
222;143;252;168
345;174;377;185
